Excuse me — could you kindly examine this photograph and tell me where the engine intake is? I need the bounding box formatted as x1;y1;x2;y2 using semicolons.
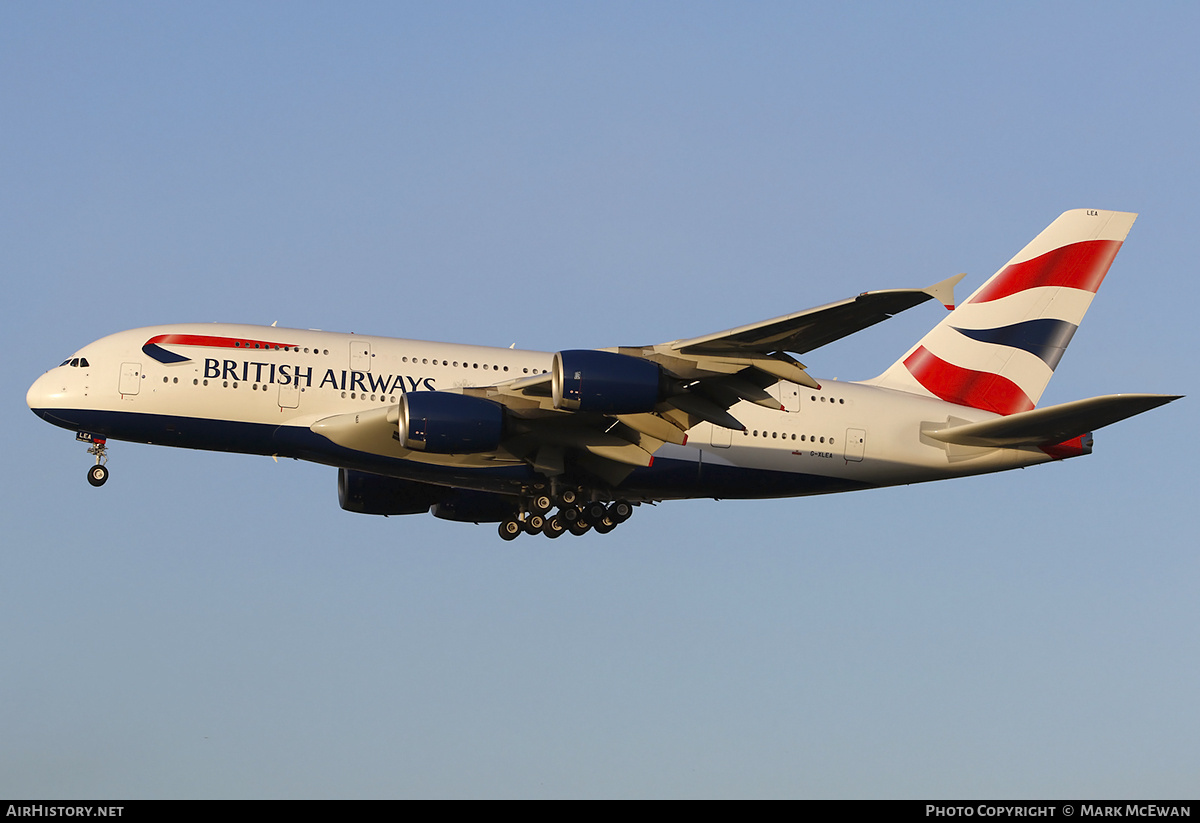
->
552;349;664;414
398;391;504;454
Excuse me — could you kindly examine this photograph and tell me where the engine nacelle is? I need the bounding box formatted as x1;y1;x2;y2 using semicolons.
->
430;490;520;523
552;349;664;414
398;391;505;454
338;469;444;516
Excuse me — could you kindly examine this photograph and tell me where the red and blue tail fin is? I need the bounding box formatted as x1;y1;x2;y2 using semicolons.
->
868;209;1137;414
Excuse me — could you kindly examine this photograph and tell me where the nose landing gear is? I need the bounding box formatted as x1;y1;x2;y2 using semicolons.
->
77;432;109;487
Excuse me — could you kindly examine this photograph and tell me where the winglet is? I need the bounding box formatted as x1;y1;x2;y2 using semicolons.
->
925;273;967;311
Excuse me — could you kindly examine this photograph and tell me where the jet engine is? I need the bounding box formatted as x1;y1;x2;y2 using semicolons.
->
552;349;666;414
430;490;520;523
398;391;505;454
337;468;445;516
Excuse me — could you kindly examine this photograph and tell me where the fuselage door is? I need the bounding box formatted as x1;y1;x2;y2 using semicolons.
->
350;340;371;372
709;422;732;448
844;428;866;462
119;362;141;396
278;380;300;409
776;380;802;412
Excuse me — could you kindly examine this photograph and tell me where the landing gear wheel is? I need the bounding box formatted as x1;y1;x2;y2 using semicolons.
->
542;514;566;539
87;464;109;487
608;500;633;523
558;489;578;506
582;502;607;525
568;519;591;536
499;519;522;541
594;518;616;534
530;494;553;514
527;513;546;532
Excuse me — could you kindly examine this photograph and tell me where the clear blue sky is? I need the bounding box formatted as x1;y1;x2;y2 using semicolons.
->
3;2;1196;798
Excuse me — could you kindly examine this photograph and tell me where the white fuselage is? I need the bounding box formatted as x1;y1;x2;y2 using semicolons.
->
27;323;1059;503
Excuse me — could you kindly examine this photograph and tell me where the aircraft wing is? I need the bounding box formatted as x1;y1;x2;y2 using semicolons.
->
665;273;965;356
450;274;967;485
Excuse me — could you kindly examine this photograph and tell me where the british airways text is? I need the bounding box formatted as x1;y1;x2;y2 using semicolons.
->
203;359;435;393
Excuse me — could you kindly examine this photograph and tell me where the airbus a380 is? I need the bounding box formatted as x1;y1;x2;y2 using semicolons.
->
27;209;1180;539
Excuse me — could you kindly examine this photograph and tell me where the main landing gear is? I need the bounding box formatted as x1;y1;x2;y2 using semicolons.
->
77;432;109;487
497;497;635;541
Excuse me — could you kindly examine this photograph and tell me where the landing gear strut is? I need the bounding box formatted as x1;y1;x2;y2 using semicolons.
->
78;433;109;487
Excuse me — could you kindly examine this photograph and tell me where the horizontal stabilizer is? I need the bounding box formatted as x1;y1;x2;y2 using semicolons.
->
926;393;1181;447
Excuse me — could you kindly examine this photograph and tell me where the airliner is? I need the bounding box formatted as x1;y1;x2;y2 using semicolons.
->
27;209;1179;539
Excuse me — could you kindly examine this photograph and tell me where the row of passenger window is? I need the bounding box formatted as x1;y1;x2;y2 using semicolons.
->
203;344;547;376
180;376;398;404
231;342;329;355
218;344;544;375
399;356;548;375
339;392;398;402
743;393;846;443
745;429;834;445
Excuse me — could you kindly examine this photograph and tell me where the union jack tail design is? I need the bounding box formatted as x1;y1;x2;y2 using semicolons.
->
869;209;1138;415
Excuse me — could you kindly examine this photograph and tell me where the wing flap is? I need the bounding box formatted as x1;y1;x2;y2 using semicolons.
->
615;412;689;445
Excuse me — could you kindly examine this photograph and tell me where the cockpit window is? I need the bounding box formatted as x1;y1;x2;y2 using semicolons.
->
70;358;80;367
79;358;89;367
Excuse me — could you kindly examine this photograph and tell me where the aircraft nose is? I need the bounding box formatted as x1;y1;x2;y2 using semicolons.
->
27;370;66;414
